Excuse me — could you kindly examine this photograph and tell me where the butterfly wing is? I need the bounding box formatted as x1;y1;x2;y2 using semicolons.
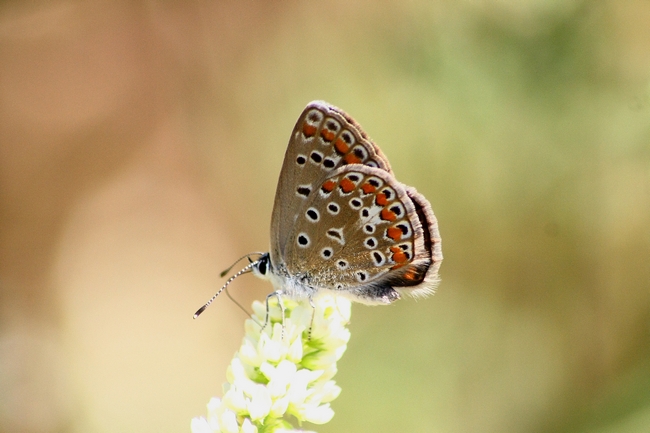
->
282;165;442;304
270;101;392;267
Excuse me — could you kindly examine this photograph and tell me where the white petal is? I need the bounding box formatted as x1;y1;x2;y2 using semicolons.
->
290;304;312;326
319;366;338;383
247;385;272;421
244;320;262;339
258;332;282;363
286;369;322;404
303;403;334;424
220;410;240;433
266;360;297;398
258;361;276;380
266;378;286;399
287;334;304;362
191;417;214;433
227;359;257;394
239;339;261;366
334;342;350;360
302;352;337;370
276;359;298;378
207;397;222;414
240;418;257;433
317;381;341;403
332;296;352;321
251;301;266;321
222;386;247;412
206;398;222;428
269;396;290;417
228;358;247;383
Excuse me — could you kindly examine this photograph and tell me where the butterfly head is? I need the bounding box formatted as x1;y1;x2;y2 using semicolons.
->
251;252;271;280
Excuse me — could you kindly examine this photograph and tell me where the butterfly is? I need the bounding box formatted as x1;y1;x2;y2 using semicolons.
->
194;101;442;319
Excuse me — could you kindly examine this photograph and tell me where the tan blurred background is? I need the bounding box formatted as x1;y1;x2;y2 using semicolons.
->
0;1;649;433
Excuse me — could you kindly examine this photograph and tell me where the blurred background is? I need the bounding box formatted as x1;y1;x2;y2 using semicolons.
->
0;1;649;432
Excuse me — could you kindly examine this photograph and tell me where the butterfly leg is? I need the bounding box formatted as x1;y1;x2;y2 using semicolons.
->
263;290;286;339
307;296;316;341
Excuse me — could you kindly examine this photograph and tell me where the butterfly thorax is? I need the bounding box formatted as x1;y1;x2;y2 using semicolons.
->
252;252;319;300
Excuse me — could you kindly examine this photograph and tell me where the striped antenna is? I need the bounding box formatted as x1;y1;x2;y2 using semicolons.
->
193;260;258;319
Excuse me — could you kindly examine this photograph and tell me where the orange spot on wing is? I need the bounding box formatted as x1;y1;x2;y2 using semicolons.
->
321;180;336;192
334;138;349;155
340;177;355;193
390;246;408;264
375;193;388;206
381;208;397;222
344;153;362;164
393;251;406;263
320;128;336;142
361;182;376;194
404;268;418;281
302;123;316;137
387;227;402;240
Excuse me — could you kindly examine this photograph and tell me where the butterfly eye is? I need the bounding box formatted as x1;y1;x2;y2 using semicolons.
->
257;258;267;275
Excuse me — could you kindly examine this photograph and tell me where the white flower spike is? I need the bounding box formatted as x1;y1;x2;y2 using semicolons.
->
192;294;351;433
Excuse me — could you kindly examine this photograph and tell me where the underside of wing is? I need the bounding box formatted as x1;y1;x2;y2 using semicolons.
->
270;101;393;265
283;165;442;304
